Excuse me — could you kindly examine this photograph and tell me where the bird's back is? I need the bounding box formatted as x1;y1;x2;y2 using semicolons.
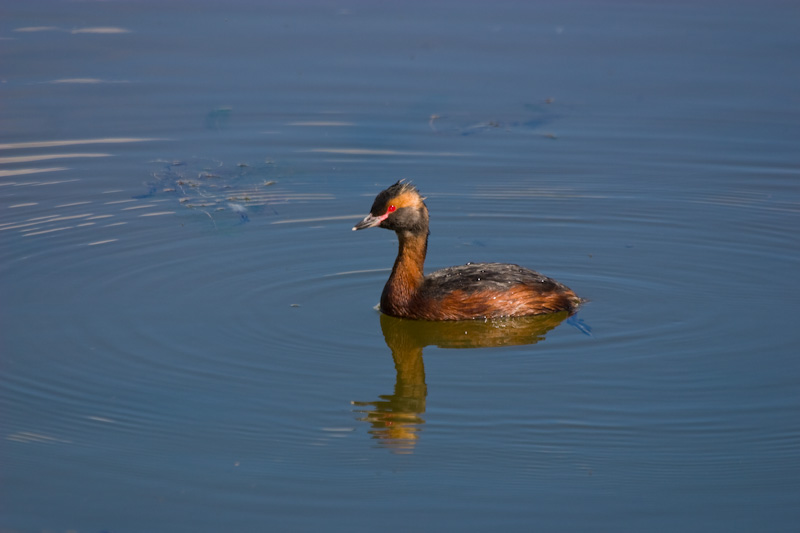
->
392;262;580;320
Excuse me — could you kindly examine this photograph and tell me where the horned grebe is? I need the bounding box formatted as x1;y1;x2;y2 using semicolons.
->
353;181;580;320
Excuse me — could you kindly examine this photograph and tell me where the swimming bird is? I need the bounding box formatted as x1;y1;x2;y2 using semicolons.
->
353;181;580;320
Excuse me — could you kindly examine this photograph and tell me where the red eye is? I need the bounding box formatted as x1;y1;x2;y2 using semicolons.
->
387;205;396;213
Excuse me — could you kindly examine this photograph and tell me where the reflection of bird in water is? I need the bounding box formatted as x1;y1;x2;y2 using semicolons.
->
353;181;581;320
353;312;571;453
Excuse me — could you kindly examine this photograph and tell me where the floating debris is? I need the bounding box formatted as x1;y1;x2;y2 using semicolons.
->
427;103;558;136
142;158;334;226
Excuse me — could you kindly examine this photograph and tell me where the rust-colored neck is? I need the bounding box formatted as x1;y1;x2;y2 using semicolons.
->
380;230;428;316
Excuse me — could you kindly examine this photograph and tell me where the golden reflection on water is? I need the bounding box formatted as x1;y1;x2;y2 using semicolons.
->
353;312;570;453
70;27;131;35
0;153;110;164
304;148;466;157
0;137;159;150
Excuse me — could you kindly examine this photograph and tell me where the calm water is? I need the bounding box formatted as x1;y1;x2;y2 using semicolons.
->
2;1;799;531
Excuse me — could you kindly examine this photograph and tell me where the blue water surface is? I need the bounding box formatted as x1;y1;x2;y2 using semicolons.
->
1;1;799;532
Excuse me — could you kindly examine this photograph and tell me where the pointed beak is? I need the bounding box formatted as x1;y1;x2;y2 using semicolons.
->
352;213;384;231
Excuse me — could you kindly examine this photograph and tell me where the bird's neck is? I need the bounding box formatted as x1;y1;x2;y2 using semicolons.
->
381;230;428;315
